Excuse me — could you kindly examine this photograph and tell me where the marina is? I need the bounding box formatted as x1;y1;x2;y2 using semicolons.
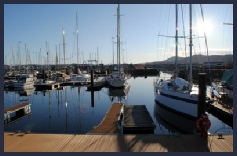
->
4;75;233;135
4;4;233;152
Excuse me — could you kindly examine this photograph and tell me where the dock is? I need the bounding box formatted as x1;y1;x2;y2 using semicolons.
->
122;105;156;134
131;68;158;76
4;132;233;152
206;95;233;127
34;82;61;90
89;104;156;134
60;81;90;86
88;103;123;134
87;78;107;91
4;103;31;126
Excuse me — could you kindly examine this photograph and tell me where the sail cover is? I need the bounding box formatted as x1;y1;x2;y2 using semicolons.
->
222;69;233;86
174;77;189;88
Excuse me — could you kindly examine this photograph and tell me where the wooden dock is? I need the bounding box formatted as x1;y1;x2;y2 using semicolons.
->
206;94;233;127
4;103;31;126
4;132;233;152
123;105;156;134
4;103;31;114
88;103;123;134
34;82;61;90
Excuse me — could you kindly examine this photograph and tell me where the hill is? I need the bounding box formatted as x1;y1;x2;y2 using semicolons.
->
145;54;233;65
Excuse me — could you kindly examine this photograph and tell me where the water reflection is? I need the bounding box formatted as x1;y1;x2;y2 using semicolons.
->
154;101;197;134
4;77;233;135
17;87;35;96
107;84;131;103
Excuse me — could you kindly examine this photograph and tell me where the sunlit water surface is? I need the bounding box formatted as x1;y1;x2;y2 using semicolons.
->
4;73;233;135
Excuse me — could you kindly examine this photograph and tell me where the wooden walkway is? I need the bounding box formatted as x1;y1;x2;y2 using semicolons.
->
210;98;233;114
4;103;32;126
206;94;233;127
4;103;30;114
88;103;123;134
207;94;233;115
4;132;233;152
123;105;156;134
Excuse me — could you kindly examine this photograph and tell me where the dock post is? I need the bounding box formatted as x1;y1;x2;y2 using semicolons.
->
90;70;95;107
90;70;94;87
198;73;207;118
144;66;147;78
91;91;94;107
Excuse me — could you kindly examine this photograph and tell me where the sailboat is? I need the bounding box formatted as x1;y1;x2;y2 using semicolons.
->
70;12;90;83
13;45;35;89
107;4;129;88
154;4;205;119
34;42;56;90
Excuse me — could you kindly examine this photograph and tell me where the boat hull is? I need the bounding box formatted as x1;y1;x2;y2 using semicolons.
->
154;85;198;118
108;79;127;88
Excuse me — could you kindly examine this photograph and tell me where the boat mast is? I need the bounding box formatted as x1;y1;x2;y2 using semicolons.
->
62;27;66;73
17;41;21;72
117;4;121;72
174;4;178;79
112;37;114;65
189;4;193;88
76;12;79;70
25;44;27;73
46;42;49;78
56;45;58;72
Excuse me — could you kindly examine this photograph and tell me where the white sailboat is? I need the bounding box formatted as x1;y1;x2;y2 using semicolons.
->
154;4;203;119
70;12;90;83
108;4;129;88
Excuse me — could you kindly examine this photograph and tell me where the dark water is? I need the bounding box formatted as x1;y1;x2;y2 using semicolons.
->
4;75;233;135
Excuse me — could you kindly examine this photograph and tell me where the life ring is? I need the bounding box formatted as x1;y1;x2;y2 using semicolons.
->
196;114;211;138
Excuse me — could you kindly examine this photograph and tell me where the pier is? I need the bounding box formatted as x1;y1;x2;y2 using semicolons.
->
4;133;233;152
4;103;31;126
122;105;156;134
89;104;156;134
88;103;123;134
34;82;61;90
206;95;233;127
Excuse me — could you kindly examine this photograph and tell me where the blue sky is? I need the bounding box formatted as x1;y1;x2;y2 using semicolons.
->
4;4;233;65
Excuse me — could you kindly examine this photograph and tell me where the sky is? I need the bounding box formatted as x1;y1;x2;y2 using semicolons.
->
4;4;233;65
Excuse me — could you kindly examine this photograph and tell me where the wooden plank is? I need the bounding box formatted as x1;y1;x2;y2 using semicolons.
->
123;105;156;131
4;133;233;152
88;103;123;134
4;103;30;114
207;94;233;115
